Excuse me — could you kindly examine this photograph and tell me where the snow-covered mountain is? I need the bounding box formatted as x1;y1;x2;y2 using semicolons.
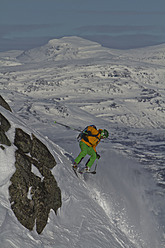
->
16;36;107;63
0;36;165;247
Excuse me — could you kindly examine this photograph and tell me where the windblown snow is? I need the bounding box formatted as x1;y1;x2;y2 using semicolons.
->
0;36;165;248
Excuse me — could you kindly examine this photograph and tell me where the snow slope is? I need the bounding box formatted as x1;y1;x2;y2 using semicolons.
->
0;105;163;248
0;36;165;247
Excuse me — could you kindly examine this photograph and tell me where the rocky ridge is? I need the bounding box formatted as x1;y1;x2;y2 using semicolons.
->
0;95;62;234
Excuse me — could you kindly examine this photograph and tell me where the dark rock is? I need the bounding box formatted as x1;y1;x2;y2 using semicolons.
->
0;145;5;150
15;150;31;172
31;134;56;169
0;128;11;146
0;95;12;112
43;174;62;214
0;99;62;234
0;113;11;146
0;113;11;132
9;128;62;234
14;128;31;153
9;168;35;231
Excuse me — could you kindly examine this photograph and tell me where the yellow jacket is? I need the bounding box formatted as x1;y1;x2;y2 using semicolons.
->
81;126;102;152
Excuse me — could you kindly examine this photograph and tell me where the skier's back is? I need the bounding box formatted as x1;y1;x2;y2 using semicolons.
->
73;125;109;172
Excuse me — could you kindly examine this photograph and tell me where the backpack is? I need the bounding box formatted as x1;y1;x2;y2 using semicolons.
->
77;125;97;141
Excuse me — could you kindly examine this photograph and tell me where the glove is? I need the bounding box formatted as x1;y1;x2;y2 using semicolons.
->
96;153;101;159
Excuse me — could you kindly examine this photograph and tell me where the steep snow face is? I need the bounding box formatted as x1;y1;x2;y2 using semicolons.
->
0;106;164;248
0;36;165;247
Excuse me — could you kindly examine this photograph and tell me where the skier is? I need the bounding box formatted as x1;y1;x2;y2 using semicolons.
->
73;125;109;172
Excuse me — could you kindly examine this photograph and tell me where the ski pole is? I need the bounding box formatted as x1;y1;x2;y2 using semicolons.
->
95;159;98;172
91;158;98;174
54;120;82;132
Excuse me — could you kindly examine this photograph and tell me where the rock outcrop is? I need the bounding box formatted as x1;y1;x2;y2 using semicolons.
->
0;96;62;234
0;95;12;112
0;113;11;148
0;95;12;149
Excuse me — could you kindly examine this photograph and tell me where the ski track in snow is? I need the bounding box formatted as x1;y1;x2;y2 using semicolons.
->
0;37;165;247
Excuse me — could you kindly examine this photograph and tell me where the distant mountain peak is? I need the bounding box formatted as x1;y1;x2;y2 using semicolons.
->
16;36;103;63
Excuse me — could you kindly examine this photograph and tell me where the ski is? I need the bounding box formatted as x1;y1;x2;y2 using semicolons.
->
78;162;97;175
72;166;96;176
64;152;97;177
79;170;96;175
84;171;96;174
72;166;97;178
77;167;96;175
72;166;79;177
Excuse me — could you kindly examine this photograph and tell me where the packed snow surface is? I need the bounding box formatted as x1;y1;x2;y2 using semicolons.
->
0;36;165;247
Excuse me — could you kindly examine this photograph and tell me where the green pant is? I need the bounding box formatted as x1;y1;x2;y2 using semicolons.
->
75;141;97;168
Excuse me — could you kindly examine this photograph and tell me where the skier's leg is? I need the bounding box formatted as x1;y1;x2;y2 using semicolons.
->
86;147;97;168
74;141;88;164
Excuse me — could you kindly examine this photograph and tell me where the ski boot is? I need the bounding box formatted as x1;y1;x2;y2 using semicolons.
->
85;166;90;172
72;162;78;170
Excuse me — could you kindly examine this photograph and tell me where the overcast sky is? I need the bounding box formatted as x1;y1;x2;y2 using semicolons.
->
0;0;165;51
